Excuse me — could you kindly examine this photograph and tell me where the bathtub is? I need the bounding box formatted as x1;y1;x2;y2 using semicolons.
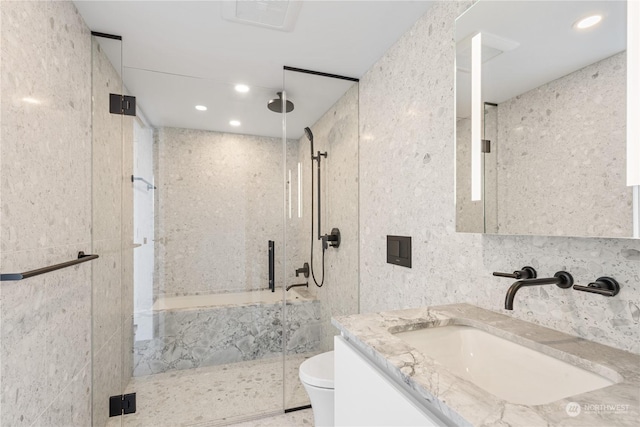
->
133;288;321;377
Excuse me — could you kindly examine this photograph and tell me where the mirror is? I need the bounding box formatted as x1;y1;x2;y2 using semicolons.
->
455;0;638;238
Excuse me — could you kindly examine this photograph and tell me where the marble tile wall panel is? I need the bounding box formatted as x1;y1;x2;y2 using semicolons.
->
40;363;92;427
93;331;123;427
92;37;123;242
287;83;360;354
154;128;283;296
91;238;122;354
133;300;320;376
1;1;95;425
358;1;640;354
495;52;629;237
285;300;323;354
0;1;91;254
1;246;92;426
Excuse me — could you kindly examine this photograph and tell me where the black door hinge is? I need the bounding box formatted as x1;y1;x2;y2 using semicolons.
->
481;139;491;153
109;393;136;417
109;93;137;116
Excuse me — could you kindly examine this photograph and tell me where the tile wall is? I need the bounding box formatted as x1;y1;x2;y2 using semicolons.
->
358;1;640;354
1;2;93;425
0;2;133;426
153;127;284;297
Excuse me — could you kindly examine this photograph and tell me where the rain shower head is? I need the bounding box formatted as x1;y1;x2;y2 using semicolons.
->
267;92;294;113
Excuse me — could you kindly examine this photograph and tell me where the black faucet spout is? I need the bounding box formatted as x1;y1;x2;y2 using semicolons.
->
286;282;308;291
505;271;573;310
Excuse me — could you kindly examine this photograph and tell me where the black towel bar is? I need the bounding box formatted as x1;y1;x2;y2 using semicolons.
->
0;251;99;281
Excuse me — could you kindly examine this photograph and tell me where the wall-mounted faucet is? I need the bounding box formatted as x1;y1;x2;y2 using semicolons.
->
504;271;573;310
286;282;308;292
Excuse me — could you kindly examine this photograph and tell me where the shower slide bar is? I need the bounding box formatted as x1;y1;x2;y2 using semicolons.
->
131;175;156;190
268;240;275;292
0;251;99;281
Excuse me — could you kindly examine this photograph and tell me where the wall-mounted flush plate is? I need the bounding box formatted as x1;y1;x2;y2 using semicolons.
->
387;235;411;268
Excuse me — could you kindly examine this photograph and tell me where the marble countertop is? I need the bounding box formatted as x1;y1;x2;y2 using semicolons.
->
332;303;640;426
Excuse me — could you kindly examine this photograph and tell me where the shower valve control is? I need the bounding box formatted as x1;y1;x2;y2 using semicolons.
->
322;228;341;250
295;262;310;278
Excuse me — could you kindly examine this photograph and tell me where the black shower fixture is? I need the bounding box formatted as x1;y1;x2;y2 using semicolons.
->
267;92;294;113
304;126;340;289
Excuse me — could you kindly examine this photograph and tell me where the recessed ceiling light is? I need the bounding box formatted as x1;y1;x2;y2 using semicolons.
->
235;84;250;93
195;105;207;111
575;15;602;30
229;120;241;127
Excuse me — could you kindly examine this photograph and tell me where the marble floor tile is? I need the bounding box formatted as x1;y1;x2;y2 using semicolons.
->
225;409;313;427
110;355;312;427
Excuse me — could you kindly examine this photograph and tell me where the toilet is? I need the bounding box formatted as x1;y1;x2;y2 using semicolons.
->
299;351;335;426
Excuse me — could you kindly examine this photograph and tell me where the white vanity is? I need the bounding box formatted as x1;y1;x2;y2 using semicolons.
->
332;304;640;426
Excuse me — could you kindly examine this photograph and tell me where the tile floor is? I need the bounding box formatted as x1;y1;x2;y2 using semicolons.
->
110;355;313;427
226;409;313;427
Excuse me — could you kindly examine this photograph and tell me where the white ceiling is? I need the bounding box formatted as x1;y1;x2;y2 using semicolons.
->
74;0;434;139
455;1;626;119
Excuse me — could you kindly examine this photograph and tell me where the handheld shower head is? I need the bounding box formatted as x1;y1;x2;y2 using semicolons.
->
304;127;315;159
304;127;313;142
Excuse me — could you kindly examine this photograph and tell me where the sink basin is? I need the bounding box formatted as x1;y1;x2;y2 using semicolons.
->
394;325;616;405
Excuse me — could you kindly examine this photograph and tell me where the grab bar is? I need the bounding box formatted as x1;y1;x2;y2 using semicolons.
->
268;240;275;292
131;175;156;190
1;251;99;281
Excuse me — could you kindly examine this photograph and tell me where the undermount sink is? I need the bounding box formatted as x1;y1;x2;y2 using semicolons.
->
394;325;617;405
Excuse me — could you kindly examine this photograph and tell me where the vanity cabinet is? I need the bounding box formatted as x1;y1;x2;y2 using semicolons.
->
334;336;448;427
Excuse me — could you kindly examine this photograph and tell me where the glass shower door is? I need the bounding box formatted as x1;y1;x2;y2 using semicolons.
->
121;69;287;426
90;32;125;427
282;68;360;411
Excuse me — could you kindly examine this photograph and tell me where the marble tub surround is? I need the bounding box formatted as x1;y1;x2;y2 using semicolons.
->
133;289;321;376
333;303;640;426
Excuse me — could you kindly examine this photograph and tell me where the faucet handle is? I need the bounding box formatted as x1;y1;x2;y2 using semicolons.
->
295;262;310;278
573;276;620;297
493;266;537;280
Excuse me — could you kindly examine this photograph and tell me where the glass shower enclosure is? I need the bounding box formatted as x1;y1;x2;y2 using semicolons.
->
89;22;359;427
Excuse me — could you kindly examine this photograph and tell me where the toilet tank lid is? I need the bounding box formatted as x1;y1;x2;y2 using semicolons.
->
299;351;334;389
